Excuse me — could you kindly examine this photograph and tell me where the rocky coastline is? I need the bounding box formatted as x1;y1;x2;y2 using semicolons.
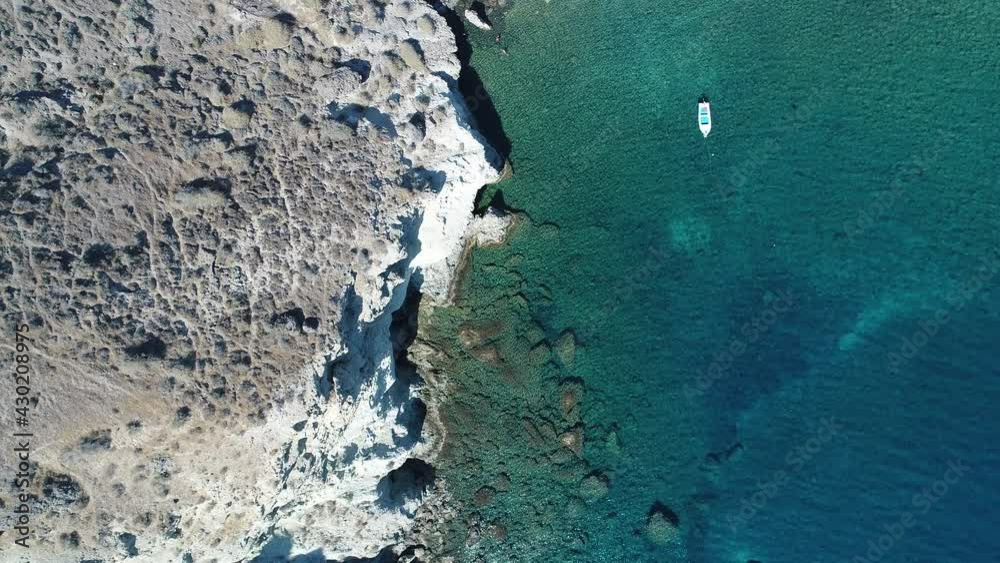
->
0;0;507;561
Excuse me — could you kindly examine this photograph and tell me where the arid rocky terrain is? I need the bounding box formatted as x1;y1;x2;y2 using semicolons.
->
0;0;500;560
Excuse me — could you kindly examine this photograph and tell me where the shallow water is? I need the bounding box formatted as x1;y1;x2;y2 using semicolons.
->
430;1;1000;561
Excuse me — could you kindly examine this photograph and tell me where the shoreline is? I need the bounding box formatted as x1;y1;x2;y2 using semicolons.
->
0;0;510;560
235;1;511;557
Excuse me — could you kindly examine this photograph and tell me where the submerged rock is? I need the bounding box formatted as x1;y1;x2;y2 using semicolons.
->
473;345;503;364
579;472;610;501
459;321;505;349
473;485;496;507
553;329;578;368
488;522;508;541
645;502;682;545
560;425;585;456
559;379;584;422
528;340;553;367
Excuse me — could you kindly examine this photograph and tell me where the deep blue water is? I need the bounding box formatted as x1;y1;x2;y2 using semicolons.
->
432;1;1000;561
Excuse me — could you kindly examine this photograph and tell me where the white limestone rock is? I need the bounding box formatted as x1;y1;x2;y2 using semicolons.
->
465;9;494;31
0;0;499;560
468;206;516;247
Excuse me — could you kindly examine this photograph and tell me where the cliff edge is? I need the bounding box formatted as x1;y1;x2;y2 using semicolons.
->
0;0;497;560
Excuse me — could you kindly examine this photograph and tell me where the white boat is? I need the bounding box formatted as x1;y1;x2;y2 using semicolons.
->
698;96;712;137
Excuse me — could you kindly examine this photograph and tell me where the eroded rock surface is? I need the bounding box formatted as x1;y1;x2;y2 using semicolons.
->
0;0;497;560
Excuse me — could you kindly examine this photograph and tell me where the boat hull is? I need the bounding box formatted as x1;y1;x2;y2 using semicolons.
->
698;102;712;137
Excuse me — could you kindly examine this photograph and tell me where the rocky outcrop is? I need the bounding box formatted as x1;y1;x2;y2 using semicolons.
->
466;206;515;247
0;0;497;560
464;8;493;31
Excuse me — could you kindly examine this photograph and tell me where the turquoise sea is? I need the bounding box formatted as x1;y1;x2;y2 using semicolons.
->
429;1;1000;561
